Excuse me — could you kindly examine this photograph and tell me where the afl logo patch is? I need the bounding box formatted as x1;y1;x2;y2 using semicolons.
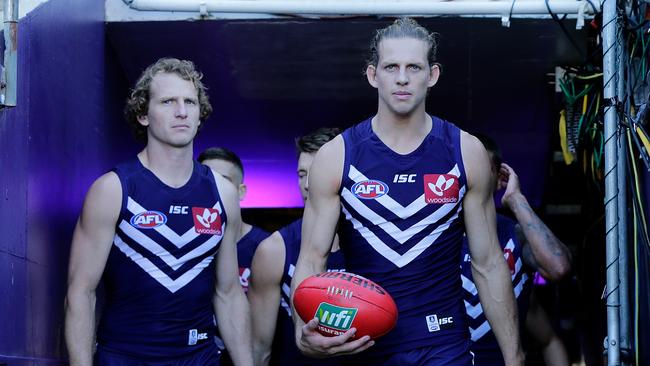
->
130;211;167;229
351;180;389;199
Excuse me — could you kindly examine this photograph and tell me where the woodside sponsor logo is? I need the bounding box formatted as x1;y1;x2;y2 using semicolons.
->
424;174;459;204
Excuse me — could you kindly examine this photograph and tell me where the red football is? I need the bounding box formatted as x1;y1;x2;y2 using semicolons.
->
293;271;398;339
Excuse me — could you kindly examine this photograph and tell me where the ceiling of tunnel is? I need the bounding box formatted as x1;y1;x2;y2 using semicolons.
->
106;17;588;102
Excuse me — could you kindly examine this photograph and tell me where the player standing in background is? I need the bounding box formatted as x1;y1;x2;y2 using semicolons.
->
199;146;271;366
248;127;346;366
460;134;571;366
198;146;271;294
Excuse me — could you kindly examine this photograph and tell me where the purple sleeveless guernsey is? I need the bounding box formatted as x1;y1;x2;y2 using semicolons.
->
97;157;226;358
273;218;346;366
217;225;270;366
339;117;470;356
461;214;531;366
237;226;271;293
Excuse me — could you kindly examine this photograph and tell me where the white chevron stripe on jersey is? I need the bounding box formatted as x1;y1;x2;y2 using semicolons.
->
514;272;528;297
348;165;462;220
504;238;515;252
113;236;215;293
461;274;478;297
463;271;528;321
513;257;523;279
341;204;461;268
118;220;223;270
281;283;292;316
341;186;465;245
464;298;483;319
470;320;492;342
280;264;295;316
461;240;522;294
467;275;530;342
467;273;528;341
127;197;222;248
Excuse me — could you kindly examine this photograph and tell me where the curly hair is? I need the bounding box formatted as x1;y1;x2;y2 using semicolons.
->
124;58;213;142
366;17;439;69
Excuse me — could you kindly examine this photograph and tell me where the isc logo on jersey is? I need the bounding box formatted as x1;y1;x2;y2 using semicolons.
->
130;211;167;229
423;174;460;204
351;180;389;199
314;303;358;336
425;314;454;333
187;329;208;345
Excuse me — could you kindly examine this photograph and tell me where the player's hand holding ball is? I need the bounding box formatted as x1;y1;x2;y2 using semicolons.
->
294;271;398;339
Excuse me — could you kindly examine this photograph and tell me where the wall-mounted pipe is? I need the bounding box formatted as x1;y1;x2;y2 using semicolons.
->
123;0;599;16
601;0;620;364
2;0;18;107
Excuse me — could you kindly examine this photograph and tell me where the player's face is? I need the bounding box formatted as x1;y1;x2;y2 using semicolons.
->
297;151;316;203
201;159;246;201
138;72;201;148
367;37;439;117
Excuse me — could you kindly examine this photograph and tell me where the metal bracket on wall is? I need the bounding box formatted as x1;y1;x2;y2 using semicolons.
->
0;63;6;105
1;0;18;107
576;1;586;29
501;13;511;27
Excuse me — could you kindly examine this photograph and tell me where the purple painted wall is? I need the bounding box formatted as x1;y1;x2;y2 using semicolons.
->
0;0;106;364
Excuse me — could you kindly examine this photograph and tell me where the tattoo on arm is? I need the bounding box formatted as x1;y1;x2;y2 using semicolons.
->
522;242;539;271
512;198;569;259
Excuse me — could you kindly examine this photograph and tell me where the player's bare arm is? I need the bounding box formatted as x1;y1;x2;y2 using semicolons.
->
64;172;122;366
248;232;286;366
462;133;524;366
290;136;374;357
499;163;571;280
212;172;253;366
525;292;570;366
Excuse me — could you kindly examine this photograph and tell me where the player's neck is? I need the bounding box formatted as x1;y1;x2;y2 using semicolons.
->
372;108;432;155
138;142;194;188
238;222;252;243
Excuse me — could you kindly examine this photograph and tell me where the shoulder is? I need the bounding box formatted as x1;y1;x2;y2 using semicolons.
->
86;171;122;203
310;136;345;188
79;171;122;224
258;231;287;256
460;132;492;188
252;231;287;280
209;168;239;210
315;134;345;158
316;135;345;159
460;131;485;157
342;118;371;140
430;115;461;139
